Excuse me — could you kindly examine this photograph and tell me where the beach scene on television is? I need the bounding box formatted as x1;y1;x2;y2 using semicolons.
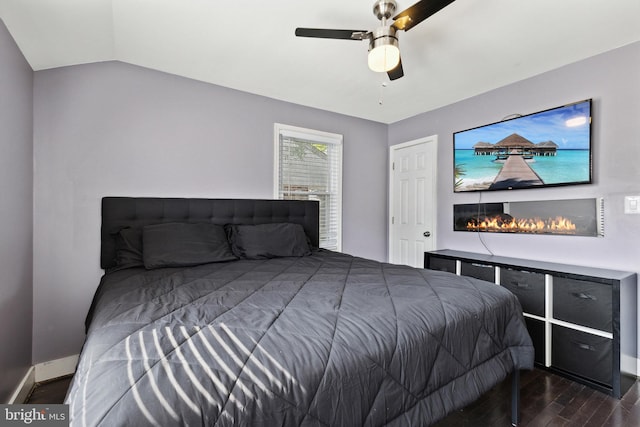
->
454;100;592;192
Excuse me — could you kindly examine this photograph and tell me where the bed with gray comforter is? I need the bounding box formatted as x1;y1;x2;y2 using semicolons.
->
64;197;533;426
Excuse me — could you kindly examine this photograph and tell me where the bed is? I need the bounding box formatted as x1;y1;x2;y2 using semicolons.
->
65;197;534;426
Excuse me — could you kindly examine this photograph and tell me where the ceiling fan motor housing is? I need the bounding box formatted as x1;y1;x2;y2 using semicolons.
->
369;26;399;52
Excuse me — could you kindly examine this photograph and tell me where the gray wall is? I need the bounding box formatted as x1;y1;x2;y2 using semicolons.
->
0;20;33;402
32;62;388;363
389;42;640;369
12;30;640;372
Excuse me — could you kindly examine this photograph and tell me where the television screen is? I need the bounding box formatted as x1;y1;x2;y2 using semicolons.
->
453;99;592;192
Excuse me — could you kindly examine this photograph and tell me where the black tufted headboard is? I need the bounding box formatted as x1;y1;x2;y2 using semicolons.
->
101;197;320;270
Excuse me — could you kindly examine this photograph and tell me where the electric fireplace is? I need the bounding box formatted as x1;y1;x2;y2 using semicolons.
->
453;198;604;237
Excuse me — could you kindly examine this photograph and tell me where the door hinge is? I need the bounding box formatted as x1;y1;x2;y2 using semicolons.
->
391;216;394;224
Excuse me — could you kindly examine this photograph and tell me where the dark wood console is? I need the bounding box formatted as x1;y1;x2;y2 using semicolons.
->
424;249;638;398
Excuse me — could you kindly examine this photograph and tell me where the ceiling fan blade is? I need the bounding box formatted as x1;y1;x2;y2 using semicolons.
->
387;57;404;81
392;0;456;32
295;28;369;40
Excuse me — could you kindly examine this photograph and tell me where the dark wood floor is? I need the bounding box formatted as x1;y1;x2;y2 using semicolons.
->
25;375;73;405
26;369;640;426
434;369;640;427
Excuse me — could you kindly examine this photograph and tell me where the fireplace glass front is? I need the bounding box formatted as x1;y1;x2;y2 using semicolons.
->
453;198;603;237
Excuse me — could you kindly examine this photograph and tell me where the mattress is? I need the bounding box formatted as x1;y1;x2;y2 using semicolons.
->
65;250;534;426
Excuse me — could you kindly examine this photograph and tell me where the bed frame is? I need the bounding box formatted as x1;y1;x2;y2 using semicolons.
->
99;196;522;425
100;197;320;270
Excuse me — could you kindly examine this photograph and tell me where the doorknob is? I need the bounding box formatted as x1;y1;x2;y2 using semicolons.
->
423;231;431;237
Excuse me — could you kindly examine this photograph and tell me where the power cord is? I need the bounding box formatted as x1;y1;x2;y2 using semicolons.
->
476;191;494;255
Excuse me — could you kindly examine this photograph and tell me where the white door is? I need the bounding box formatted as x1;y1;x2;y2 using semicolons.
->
388;136;437;267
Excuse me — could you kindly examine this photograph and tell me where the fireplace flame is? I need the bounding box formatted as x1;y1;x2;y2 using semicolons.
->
466;215;577;234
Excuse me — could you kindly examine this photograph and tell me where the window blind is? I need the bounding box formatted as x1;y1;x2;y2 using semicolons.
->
275;125;342;251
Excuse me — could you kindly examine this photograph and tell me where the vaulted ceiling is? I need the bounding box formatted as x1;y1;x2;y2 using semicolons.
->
1;0;638;123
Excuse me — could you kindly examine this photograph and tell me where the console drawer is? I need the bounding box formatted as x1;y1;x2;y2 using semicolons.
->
427;257;456;274
460;261;495;282
501;268;545;316
553;277;612;332
423;249;636;398
552;325;612;386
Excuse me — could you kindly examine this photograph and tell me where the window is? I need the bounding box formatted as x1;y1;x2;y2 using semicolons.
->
274;124;343;251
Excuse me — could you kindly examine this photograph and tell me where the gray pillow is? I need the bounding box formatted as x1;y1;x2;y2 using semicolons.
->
143;222;237;269
226;223;312;259
113;227;144;269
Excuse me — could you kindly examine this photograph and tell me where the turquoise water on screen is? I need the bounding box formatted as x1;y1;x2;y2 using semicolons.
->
455;149;590;190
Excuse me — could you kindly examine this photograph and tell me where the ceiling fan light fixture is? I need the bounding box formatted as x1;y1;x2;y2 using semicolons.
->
368;27;400;72
296;0;458;79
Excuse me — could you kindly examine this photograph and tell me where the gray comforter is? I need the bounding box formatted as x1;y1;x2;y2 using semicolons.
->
65;250;534;426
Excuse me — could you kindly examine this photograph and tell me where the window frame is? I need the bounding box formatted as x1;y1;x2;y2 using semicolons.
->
273;123;343;252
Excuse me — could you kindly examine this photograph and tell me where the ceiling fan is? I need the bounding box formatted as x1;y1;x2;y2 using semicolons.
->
295;0;456;81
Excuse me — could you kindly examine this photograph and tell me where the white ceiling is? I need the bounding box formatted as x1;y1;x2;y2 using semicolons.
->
1;0;639;123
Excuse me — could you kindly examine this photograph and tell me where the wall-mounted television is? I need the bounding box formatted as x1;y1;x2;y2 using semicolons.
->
453;99;592;192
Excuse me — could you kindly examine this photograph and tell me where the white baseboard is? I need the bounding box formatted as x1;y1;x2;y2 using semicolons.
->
34;354;79;382
7;366;35;404
622;354;640;377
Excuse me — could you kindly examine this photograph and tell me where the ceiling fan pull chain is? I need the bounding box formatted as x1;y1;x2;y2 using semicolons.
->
379;80;388;105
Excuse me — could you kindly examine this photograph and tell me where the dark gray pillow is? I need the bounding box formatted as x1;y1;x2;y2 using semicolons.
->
226;223;311;259
143;222;237;269
114;227;144;269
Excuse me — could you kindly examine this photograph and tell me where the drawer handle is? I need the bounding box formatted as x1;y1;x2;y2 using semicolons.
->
471;263;491;268
573;341;596;351
571;292;596;301
515;282;530;289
